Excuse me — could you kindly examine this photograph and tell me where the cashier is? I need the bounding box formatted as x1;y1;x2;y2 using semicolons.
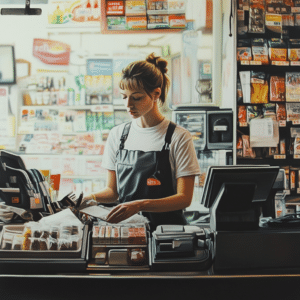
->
81;53;201;230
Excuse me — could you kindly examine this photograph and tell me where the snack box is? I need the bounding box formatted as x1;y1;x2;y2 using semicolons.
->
126;16;147;29
168;14;186;29
106;0;125;15
125;0;146;16
107;16;126;30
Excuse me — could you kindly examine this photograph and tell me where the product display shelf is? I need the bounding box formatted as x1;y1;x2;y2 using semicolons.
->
100;0;188;34
236;0;300;204
20;105;115;111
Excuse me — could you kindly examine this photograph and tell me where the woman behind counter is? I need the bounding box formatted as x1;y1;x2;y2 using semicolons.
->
80;53;200;231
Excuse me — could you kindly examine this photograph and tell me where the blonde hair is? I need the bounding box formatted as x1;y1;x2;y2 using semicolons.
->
119;53;170;104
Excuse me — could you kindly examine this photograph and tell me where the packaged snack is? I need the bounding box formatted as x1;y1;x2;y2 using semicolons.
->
126;16;147;29
111;226;121;244
242;135;256;158
237;9;248;36
290;137;295;155
251;38;269;64
294;136;300;154
48;237;58;251
130;248;146;265
288;39;300;61
268;39;288;61
92;225;100;244
286;72;300;102
238;105;247;123
58;238;71;251
286;102;300;120
237;39;252;61
12;235;24;251
251;71;269;103
125;0;146;16
99;226;106;244
95;252;107;265
40;238;48;251
237;78;243;103
269;146;279;156
168;14;186;28
30;238;40;251
247;105;262;123
276;103;287;120
121;226;129;244
249;0;265;33
107;16;126;30
237;135;243;157
106;0;125;15
50;225;60;239
2;233;13;250
290;168;297;190
105;226;112;244
70;235;80;250
263;103;276;119
280;138;286;154
295;14;300;25
239;71;251;103
270;76;285;102
282;166;290;189
282;14;294;26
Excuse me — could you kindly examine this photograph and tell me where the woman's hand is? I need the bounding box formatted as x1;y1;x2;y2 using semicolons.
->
106;201;141;223
78;196;97;210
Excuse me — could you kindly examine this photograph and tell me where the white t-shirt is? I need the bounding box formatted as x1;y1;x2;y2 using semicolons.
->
101;118;201;192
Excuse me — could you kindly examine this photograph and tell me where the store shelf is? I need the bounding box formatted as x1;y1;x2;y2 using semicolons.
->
20;105;114;112
238;64;300;73
61;175;105;179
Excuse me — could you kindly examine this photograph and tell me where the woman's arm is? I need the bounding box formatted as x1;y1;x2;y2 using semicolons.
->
106;175;195;223
81;170;119;204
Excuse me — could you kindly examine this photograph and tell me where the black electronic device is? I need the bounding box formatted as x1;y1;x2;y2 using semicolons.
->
1;0;42;15
206;110;233;150
201;165;280;231
151;225;215;271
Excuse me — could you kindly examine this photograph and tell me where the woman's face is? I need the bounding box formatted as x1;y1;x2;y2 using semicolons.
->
121;88;159;119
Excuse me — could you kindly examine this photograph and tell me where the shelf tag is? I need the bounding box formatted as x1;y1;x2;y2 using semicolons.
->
290;61;300;66
297;188;300;194
293;120;300;125
250;61;262;65
239;122;248;127
240;61;250;65
279;120;286;127
294;155;300;159
271;61;289;66
265;13;282;27
274;155;286;159
91;105;114;112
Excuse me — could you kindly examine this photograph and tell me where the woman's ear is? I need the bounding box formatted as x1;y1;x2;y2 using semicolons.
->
152;87;161;101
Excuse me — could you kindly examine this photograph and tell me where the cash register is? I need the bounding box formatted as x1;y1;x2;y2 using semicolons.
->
201;165;300;274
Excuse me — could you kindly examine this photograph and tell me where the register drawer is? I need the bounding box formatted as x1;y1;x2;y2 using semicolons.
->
214;228;300;273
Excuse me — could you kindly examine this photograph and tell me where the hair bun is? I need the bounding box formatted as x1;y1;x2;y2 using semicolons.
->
146;52;168;74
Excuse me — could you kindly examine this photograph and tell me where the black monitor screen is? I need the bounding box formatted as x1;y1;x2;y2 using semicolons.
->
201;165;280;209
0;45;16;85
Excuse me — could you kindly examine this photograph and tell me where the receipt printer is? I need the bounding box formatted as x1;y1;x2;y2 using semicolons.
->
151;225;215;271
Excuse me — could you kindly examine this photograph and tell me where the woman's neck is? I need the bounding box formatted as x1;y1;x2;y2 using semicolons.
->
137;112;165;128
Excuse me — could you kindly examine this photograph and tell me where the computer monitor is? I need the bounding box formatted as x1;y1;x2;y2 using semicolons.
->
201;165;280;231
0;45;16;85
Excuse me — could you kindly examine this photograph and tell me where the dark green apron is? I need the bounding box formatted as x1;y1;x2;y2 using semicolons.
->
115;121;187;231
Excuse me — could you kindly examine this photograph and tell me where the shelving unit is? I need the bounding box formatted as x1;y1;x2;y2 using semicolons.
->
235;1;300;204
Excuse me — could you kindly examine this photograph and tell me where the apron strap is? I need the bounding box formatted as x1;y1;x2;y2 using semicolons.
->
119;122;132;150
162;121;177;151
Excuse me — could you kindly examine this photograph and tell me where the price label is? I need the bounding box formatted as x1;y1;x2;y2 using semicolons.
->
297;188;300;194
271;61;289;66
292;7;300;13
294;155;300;159
274;155;286;159
265;13;282;26
91;105;114;112
293;120;300;125
290;61;300;66
250;61;262;65
239;122;248;127
240;61;250;65
279;120;286;127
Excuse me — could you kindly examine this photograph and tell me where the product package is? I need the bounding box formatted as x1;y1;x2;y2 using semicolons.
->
239;71;251;103
251;38;269;64
237;9;248;36
288;39;300;61
282;14;295;26
242;135;256;158
237;39;252;61
268;38;288;61
295;14;300;25
107;16;127;30
280;138;286;155
147;15;169;29
290;167;297;191
263;103;276;119
247;105;262;123
168;14;186;28
286;72;300;102
126;16;147;29
276;103;287;120
286;103;300;121
250;71;269;103
238;105;247;123
125;0;147;16
249;0;266;33
237;135;243;158
270;76;285;102
237;78;244;103
106;1;125;15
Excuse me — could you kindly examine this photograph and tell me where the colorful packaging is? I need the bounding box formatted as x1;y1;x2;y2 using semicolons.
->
268;38;288;61
249;0;265;33
280;138;286;155
262;103;276;119
147;15;169;29
125;0;146;16
168;14;186;28
126;16;147;29
288;39;300;61
286;103;300;121
251;38;269;64
237;78;243;103
286;72;300;102
107;16;127;30
106;1;125;15
237;39;252;61
270;76;285;102
247;105;262;123
250;71;269;103
238;105;247;123
276;103;287;121
237;135;243;158
242;135;256;158
282;14;295;26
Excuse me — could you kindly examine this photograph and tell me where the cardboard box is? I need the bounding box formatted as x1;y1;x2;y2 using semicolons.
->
126;16;147;29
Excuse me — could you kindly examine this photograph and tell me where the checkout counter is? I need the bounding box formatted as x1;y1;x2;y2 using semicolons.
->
0;151;300;299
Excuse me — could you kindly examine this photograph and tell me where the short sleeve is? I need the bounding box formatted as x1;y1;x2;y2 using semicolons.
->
173;131;201;178
101;128;118;170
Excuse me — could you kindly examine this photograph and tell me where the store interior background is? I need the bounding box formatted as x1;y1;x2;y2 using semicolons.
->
0;0;232;215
